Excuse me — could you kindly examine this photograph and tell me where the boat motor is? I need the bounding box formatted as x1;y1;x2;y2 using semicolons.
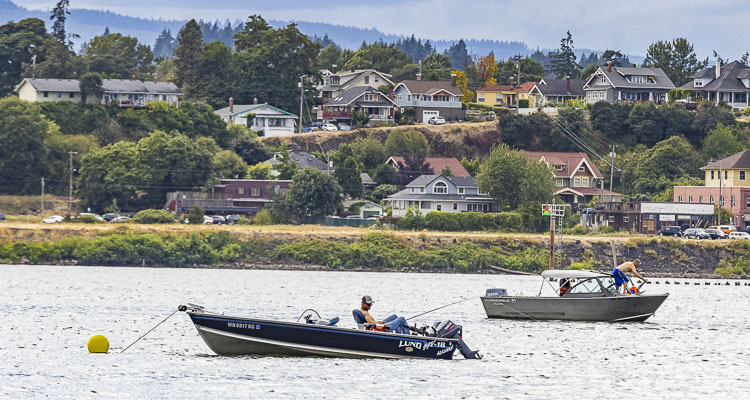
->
433;320;481;359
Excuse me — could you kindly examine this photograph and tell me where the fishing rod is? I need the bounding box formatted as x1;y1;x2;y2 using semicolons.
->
407;297;474;320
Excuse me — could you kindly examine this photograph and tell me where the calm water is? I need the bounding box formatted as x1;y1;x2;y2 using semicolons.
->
2;265;749;399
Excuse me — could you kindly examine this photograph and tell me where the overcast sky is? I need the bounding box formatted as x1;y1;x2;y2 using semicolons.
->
16;0;750;58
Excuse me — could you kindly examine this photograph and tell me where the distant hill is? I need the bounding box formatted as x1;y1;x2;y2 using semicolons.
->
1;0;643;62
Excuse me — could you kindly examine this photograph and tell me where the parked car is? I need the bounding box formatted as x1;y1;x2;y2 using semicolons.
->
704;228;728;240
0;213;5;221
658;226;682;237
111;216;130;223
202;215;213;225
226;215;241;225
42;215;64;224
321;123;338;131
102;213;117;222
729;231;750;240
211;215;227;225
78;213;105;221
338;124;352;131
683;228;710;240
428;116;446;125
345;215;362;219
711;225;738;234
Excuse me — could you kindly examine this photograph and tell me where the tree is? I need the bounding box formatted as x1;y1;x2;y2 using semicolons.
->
85;33;155;79
469;53;499;88
231;134;270;165
153;29;176;59
186;205;205;224
372;184;398;200
440;166;453;176
174;19;203;91
495;57;545;85
79;72;103;104
283;168;342;220
332;144;363;198
643;38;708;86
191;41;232;107
50;0;77;49
620;136;699;196
213;150;248;179
579;64;598;80
702;124;745;160
476;144;555;209
549;31;581;79
385;129;429;158
44;133;99;193
247;162;273;179
445;39;469;69
373;163;396;185
351;137;387;172
274;143;299;180
318;44;342;71
0;97;52;193
460;157;481;176
343;41;411;74
78;141;142;210
452;69;473;102
26;36;87;79
0;18;48;96
601;49;624;67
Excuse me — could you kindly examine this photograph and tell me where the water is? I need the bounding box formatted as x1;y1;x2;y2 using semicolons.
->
2;265;749;399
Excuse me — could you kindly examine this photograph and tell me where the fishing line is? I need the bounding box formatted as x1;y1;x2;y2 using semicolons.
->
121;306;184;353
407;297;474;320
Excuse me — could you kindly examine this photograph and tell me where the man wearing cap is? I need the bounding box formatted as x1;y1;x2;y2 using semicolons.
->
613;259;648;295
360;295;410;334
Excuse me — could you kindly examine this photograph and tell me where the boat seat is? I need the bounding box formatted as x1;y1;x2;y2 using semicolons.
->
315;317;340;326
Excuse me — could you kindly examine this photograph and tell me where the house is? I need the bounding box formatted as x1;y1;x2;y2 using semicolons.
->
386;156;471;177
214;98;298;137
392;76;465;123
528;78;585;106
527;151;621;206
316;68;393;117
591;201;714;233
323;86;396;126
165;179;291;215
583;63;675;104
343;199;384;218
673;150;750;227
265;151;330;175
476;85;515;108
14;78;182;107
361;172;377;191
680;60;750;110
385;175;494;217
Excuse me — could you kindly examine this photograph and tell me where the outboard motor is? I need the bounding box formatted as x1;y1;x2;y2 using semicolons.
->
434;320;481;359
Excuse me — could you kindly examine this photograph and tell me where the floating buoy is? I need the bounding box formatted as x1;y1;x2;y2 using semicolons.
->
736;282;741;286
725;282;730;286
88;335;109;353
674;282;679;285
655;281;660;284
704;282;710;285
694;282;700;285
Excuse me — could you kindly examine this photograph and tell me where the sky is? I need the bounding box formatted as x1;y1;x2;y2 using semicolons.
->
15;0;750;59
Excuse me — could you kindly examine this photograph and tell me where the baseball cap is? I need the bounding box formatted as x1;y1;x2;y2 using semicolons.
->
362;295;374;305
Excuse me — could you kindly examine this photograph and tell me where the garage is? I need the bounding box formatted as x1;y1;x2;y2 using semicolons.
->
422;110;439;124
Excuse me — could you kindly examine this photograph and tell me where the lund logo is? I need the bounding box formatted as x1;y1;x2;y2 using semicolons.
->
399;340;425;350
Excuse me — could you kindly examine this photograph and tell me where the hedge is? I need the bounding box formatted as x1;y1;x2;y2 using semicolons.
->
131;209;177;224
393;211;523;232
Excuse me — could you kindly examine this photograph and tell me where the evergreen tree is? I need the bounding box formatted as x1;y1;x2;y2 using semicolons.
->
643;38;708;86
446;39;469;69
50;0;77;49
174;19;203;91
549;31;580;79
153;29;176;59
103;27;110;36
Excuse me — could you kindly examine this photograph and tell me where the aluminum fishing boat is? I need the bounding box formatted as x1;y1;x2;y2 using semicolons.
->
181;304;480;359
481;270;669;322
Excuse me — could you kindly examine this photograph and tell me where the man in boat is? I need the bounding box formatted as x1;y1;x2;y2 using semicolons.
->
559;278;572;296
360;295;410;334
613;259;648;295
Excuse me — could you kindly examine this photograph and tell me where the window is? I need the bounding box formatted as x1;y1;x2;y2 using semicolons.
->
711;170;715;179
457;187;465;194
556;179;564;187
725;170;728;180
574;177;581;187
251;187;261;196
407;95;411;101
43;91;49;97
56;92;62;98
69;92;74;98
747;197;750;209
624;216;629;223
732;196;736;207
365;76;370;84
578;166;585;172
421;201;430;209
608;216;615;223
581;177;589;187
555;165;565;171
437;204;442;211
741;171;746;180
397;94;402;100
695;79;703;87
453;203;458;210
374;76;379;83
678;195;683;202
478;189;488;195
433;182;448;194
496;94;502;103
570;278;603;294
238;187;245;194
720;196;725;206
478;94;486;102
599;75;607;84
688;196;693;203
699;195;703;203
710;195;714;203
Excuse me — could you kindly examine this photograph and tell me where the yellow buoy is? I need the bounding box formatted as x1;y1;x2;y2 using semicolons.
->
88;334;110;353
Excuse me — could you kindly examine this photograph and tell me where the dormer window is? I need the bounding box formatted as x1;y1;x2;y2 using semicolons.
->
331;76;340;85
433;181;448;194
364;94;374;101
694;79;703;87
599;75;606;84
555;165;565;171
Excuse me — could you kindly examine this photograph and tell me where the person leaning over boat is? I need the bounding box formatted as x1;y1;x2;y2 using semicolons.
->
360;295;410;334
613;259;648;295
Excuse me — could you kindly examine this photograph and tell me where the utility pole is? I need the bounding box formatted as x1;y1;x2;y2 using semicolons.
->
609;144;616;194
515;54;521;114
41;177;45;213
298;76;304;134
719;162;723;225
68;151;78;214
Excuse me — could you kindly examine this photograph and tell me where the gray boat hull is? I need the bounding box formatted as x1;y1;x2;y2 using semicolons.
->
481;294;669;322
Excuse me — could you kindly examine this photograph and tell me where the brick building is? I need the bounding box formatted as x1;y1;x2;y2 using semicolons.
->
166;179;291;215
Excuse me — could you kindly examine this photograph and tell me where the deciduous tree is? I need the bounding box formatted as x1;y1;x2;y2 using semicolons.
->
283;168;342;220
476;144;555;209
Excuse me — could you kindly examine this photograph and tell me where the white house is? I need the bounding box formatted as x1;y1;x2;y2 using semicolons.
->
14;78;182;107
385;175;494;217
214;99;298;137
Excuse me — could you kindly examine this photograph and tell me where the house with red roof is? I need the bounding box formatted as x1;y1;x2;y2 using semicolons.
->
386;156;471;177
527;151;621;206
476;81;538;108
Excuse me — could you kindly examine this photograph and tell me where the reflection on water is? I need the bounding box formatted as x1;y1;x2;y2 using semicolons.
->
1;265;749;398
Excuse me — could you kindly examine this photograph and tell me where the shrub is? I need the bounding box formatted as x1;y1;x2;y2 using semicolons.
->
417;211;523;232
566;224;590;235
186;206;205;224
251;209;273;225
394;206;425;230
567;262;592;270
518;99;529;108
131;209;176;224
597;225;615;234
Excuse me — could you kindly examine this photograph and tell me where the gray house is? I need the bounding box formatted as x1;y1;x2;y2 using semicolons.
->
583;63;675;104
392;77;465;123
680;61;750;110
323;86;396;126
385;175;494;217
529;78;585;105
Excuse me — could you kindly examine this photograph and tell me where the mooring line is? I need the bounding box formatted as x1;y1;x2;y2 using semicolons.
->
121;307;180;353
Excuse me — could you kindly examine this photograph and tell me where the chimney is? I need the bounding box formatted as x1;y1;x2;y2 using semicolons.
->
565;76;571;93
229;97;234;113
607;61;612;72
715;59;721;79
253;97;258;105
632;63;636;68
451;73;457;87
416;59;423;81
332;64;337;74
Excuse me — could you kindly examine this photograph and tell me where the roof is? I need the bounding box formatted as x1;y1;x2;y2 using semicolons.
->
15;78;182;94
557;187;621;196
541;270;608;279
681;61;750;92
533;79;585;97
518;81;537;93
586;66;675;90
478;85;516;93
360;172;376;185
526;151;603;179
323;69;394;92
214;103;297;118
395;80;463;97
385;190;493;202
326;86;395;107
403;174;478;188
388;157;471;177
701;151;750;170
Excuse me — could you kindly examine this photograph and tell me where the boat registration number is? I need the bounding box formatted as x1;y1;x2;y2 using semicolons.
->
227;322;261;330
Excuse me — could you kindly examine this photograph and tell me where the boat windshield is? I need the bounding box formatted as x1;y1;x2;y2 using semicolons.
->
568;278;604;294
599;277;619;293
